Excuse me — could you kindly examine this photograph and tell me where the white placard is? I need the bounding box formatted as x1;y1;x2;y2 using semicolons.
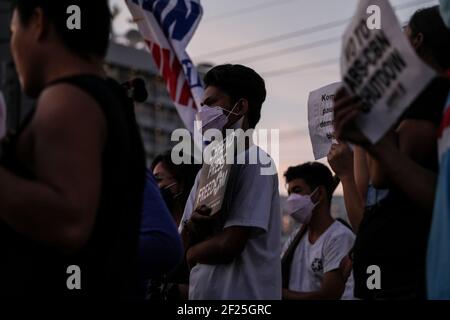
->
308;82;341;160
340;0;435;143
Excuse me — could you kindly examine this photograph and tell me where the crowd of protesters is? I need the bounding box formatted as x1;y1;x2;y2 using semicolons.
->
0;0;450;301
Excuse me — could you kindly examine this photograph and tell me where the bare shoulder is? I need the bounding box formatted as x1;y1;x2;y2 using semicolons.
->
32;83;107;139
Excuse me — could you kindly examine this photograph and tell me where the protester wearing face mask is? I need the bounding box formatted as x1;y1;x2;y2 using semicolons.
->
180;64;282;300
281;162;355;300
152;151;201;226
139;152;201;301
137;170;183;299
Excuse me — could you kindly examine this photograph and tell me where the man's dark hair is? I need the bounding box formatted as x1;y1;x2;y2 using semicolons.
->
284;162;334;203
12;0;111;59
203;64;266;129
409;5;450;70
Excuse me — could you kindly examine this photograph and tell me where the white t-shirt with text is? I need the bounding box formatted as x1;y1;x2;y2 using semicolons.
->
180;147;282;300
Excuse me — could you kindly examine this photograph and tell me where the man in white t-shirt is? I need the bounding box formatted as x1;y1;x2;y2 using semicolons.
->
282;162;355;300
179;64;281;300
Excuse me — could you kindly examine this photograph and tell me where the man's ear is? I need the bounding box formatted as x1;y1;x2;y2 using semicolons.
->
32;7;49;42
312;186;325;203
237;98;249;117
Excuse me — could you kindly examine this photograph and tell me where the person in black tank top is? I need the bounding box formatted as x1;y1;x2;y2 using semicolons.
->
0;75;146;297
0;1;146;297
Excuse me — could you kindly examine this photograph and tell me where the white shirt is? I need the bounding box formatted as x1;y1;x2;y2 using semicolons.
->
180;146;282;300
288;220;355;300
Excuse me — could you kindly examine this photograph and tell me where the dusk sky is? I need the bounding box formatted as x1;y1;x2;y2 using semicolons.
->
111;0;438;194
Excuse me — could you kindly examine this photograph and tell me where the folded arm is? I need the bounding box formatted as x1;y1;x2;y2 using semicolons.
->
186;226;251;266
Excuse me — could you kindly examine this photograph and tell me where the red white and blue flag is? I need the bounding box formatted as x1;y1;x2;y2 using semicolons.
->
126;0;203;134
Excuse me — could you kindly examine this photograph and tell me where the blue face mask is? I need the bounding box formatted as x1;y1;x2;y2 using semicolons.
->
440;0;450;28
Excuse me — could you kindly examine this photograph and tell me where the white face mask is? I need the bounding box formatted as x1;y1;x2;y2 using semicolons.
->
285;188;319;224
196;101;241;134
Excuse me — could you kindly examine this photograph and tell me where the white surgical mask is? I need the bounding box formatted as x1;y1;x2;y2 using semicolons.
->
285;188;319;224
196;101;241;134
440;0;450;28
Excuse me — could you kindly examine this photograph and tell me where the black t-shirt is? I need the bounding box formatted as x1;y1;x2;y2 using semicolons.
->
353;76;450;300
0;75;146;298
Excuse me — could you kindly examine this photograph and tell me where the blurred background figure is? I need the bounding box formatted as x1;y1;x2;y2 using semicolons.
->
142;151;201;301
138;169;184;299
152;151;201;226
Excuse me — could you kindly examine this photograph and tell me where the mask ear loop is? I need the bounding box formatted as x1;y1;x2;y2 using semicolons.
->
222;100;242;118
164;182;177;190
164;182;183;199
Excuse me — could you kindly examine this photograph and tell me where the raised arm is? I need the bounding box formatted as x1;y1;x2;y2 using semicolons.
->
328;143;365;232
